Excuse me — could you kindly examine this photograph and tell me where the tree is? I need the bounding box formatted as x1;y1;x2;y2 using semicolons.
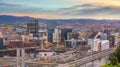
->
114;45;120;62
109;55;118;65
110;45;120;65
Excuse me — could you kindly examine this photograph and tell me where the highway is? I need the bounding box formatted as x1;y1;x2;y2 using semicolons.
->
0;44;57;53
57;48;115;67
0;47;116;67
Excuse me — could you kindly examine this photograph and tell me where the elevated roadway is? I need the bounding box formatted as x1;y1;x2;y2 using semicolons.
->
57;48;115;67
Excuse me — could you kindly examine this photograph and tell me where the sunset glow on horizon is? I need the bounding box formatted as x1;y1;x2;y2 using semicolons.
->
0;0;120;19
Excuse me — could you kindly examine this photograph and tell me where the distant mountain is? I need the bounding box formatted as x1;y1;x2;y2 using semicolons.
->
0;15;47;24
0;15;34;24
0;15;120;24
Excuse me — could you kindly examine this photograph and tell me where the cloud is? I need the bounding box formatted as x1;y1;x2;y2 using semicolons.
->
0;2;56;14
67;0;120;4
58;3;120;17
0;1;120;19
0;2;20;6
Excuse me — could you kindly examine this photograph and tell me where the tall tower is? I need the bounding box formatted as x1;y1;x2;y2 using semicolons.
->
27;20;39;38
47;20;58;43
47;20;57;29
0;32;3;50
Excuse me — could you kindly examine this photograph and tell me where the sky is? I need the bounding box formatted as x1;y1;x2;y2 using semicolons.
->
0;0;120;19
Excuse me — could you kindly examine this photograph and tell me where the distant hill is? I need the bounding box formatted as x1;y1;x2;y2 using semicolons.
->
0;15;120;24
0;15;47;24
0;15;34;24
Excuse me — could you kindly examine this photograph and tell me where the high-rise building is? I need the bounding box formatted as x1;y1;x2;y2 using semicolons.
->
47;20;57;29
53;28;61;43
0;32;4;50
47;29;54;43
27;20;39;37
61;29;72;41
47;20;58;43
0;38;4;50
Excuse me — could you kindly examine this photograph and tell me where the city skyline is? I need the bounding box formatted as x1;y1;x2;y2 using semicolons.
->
0;0;120;19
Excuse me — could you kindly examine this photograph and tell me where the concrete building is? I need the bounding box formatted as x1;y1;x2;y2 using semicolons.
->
101;40;110;51
92;39;110;52
65;39;87;48
36;52;56;58
108;36;115;48
21;35;29;42
0;32;5;50
67;32;79;40
111;33;119;45
53;28;61;43
114;33;119;45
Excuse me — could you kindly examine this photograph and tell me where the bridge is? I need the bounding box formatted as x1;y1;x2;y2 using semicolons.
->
0;46;117;67
0;47;39;53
